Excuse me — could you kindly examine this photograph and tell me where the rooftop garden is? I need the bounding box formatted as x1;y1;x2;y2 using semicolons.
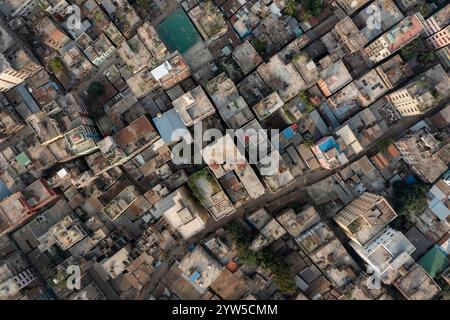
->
192;0;228;39
187;168;222;204
299;235;319;253
49;57;64;74
298;91;315;113
281;106;299;124
416;80;440;100
347;218;362;235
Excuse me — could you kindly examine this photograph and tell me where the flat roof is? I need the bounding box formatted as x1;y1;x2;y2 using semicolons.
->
15;152;31;167
153;108;188;145
418;245;449;278
156;9;201;54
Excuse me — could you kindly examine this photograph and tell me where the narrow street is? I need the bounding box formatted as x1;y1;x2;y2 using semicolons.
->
187;98;449;244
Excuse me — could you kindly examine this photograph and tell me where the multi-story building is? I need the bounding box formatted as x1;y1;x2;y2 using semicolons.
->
0;93;24;142
334;193;416;283
64;124;101;157
202;134;266;200
187;167;236;221
395;128;449;183
427;170;450;222
154;186;209;239
350;228;415;283
35;17;73;54
426;26;450;50
394;264;441;300
0;179;59;235
423;3;450;49
336;0;371;14
435;46;450;69
77;33;116;67
42;0;70;16
178;246;223;295
362;13;426;65
61;47;94;81
0;22;41;92
421;4;450;68
151;52;191;90
334;193;398;247
387;64;449;117
321;17;367;58
310;134;359;170
172;86;216;127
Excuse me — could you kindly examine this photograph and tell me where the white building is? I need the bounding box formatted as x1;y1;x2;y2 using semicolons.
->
156;186;209;239
350;228;415;284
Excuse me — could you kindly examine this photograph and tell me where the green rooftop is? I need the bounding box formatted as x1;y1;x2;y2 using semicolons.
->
156;9;201;54
187;167;222;205
16;152;31;167
418;245;449;278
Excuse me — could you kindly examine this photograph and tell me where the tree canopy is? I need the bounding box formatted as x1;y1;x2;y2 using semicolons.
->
225;223;297;295
377;138;394;152
49;58;64;73
301;0;323;18
392;180;429;220
87;81;106;97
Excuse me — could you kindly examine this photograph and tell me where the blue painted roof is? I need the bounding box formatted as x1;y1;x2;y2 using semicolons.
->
319;102;340;129
16;85;40;113
405;175;417;185
0;180;11;201
189;271;201;283
318;136;340;153
153;109;187;145
282;127;295;140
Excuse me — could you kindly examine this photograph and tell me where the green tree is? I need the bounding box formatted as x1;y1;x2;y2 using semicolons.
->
417;3;432;17
305;104;315;113
252;38;267;55
225;223;296;295
377;138;394;152
400;39;421;61
87;81;105;97
136;0;152;9
49;58;64;73
418;51;436;64
285;0;298;16
237;245;259;266
298;91;315;112
300;11;312;21
392;180;429;221
303;138;315;147
301;0;323;18
273;270;296;294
